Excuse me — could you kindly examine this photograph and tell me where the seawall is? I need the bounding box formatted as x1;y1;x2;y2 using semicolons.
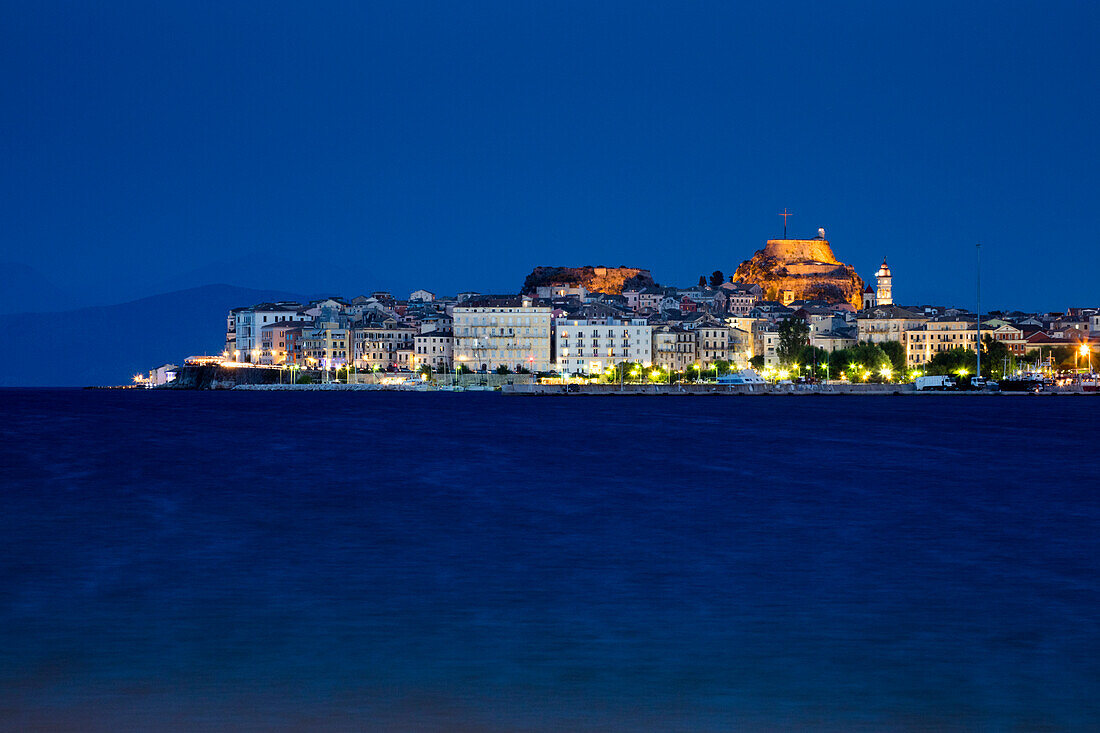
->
503;383;917;395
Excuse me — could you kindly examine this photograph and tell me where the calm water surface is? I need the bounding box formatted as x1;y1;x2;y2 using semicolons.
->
1;390;1098;731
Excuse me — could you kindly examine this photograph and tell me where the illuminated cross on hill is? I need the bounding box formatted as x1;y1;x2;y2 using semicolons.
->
779;208;792;238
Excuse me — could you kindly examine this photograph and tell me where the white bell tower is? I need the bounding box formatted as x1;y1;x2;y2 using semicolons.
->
874;257;893;306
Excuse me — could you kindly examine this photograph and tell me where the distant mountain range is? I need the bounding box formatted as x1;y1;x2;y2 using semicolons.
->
2;284;307;387
0;260;71;313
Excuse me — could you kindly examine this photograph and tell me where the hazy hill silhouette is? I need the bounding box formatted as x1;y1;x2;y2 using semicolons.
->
0;261;70;313
3;285;307;387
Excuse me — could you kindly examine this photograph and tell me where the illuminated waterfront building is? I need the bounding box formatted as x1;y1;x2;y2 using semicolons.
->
555;317;652;375
904;317;980;367
303;319;351;369
651;325;696;373
351;315;416;370
413;330;454;371
856;305;927;344
453;298;552;372
232;303;310;363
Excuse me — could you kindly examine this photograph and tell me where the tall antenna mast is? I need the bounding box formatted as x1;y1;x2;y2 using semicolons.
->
976;242;981;382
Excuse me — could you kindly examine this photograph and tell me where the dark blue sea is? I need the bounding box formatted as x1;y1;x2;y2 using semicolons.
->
1;390;1097;731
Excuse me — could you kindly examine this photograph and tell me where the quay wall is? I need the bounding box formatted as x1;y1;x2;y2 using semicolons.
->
167;364;537;390
503;383;917;396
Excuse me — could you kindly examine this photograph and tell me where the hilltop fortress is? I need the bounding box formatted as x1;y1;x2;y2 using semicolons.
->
761;237;839;265
732;231;866;308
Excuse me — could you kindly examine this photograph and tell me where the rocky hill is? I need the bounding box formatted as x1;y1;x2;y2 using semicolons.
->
732;238;865;308
521;266;656;295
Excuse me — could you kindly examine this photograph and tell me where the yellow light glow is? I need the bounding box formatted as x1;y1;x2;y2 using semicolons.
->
1081;344;1091;356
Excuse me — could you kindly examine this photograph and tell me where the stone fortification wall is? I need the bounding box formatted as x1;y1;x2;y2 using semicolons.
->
783;262;847;275
167;364;297;389
761;239;838;264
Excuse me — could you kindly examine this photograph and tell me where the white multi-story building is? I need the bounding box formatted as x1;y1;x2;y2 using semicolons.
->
413;330;454;371
453;300;552;372
555;317;652;375
232;303;310;362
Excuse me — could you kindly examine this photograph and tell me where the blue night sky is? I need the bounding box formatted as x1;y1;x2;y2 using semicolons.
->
3;1;1098;311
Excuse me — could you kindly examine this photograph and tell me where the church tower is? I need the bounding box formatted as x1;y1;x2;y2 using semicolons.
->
874;257;893;306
